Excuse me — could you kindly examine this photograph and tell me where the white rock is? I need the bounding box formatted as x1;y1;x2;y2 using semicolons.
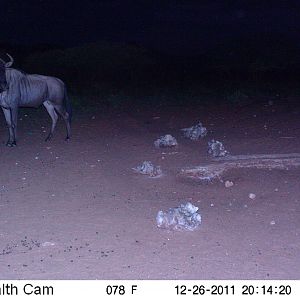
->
181;122;207;140
225;180;234;188
133;161;162;177
249;193;256;199
208;140;229;157
156;202;201;231
154;134;178;148
42;242;55;247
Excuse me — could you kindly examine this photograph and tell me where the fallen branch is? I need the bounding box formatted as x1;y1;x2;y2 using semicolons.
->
180;153;300;182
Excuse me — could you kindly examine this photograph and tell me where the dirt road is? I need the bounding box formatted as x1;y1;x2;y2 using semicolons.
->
0;99;299;279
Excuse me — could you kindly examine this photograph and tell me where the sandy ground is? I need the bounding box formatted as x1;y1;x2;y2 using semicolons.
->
0;98;299;279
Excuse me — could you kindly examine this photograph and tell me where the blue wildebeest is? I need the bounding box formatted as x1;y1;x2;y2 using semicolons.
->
0;54;72;146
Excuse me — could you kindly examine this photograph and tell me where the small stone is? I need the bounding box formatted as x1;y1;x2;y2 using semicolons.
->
249;193;256;199
133;161;162;177
181;122;207;140
208;140;229;157
270;220;276;225
154;134;178;148
42;242;55;247
225;180;234;188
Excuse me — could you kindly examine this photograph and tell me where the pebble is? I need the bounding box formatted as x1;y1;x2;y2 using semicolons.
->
225;180;234;188
249;193;256;199
270;220;276;225
42;242;55;247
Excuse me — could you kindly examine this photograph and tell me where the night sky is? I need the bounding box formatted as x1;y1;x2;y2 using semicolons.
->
1;0;300;56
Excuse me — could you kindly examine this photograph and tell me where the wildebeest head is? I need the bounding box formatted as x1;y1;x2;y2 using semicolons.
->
0;53;14;92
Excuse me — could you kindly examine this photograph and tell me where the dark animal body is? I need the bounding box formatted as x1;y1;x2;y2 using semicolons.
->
0;54;72;146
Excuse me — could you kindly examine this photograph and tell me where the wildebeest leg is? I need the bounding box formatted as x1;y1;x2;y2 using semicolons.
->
54;105;71;140
11;107;18;143
1;107;17;146
43;101;58;141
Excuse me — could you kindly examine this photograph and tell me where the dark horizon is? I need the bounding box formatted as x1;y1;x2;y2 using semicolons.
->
1;0;300;57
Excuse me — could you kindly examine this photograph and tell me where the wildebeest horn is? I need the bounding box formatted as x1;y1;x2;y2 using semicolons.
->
0;57;5;65
5;53;14;67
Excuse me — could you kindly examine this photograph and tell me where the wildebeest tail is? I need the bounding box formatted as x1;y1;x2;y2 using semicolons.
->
64;87;72;124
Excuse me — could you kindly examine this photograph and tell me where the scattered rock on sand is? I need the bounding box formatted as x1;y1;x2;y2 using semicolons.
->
154;134;178;148
181;122;207;140
156;202;201;231
225;180;234;188
249;193;256;199
133;161;162;177
208;139;229;157
42;242;55;247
